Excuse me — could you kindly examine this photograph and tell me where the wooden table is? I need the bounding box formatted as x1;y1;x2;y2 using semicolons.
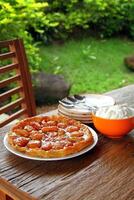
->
0;85;134;200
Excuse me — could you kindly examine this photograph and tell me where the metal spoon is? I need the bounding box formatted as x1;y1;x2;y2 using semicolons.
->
59;99;97;110
59;100;74;108
74;94;85;102
66;96;77;103
67;95;85;103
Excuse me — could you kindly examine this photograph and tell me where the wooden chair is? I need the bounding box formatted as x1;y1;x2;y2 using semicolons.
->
0;39;36;200
0;39;36;128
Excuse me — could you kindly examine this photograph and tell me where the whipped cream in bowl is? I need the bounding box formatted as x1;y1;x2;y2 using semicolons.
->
94;104;134;119
92;104;134;138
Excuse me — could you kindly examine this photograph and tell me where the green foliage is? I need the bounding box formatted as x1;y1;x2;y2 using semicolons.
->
0;0;48;71
39;0;134;41
1;0;134;72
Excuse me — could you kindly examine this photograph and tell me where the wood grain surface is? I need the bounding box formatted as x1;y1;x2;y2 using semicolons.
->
0;85;134;200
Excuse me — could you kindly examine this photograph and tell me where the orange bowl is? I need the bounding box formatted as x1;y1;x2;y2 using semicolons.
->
92;114;134;138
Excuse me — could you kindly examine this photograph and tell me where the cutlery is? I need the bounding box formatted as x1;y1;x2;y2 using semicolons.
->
74;94;85;102
62;94;97;110
59;100;74;108
59;99;97;110
67;95;85;103
66;96;77;103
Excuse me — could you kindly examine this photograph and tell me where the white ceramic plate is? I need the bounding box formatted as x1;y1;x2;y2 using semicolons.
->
3;127;98;161
58;112;92;124
58;105;92;118
58;112;93;124
58;110;92;120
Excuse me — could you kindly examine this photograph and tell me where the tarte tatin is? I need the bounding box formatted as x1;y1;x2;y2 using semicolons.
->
7;115;94;158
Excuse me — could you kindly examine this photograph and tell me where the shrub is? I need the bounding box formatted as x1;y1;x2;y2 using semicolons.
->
0;0;49;71
1;0;134;71
39;0;134;41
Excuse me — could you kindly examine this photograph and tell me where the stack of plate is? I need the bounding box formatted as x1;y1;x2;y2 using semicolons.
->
58;94;115;124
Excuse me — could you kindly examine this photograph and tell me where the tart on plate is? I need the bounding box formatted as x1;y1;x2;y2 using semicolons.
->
7;115;94;158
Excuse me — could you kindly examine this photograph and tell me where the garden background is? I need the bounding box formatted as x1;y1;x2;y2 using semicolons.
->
1;0;134;105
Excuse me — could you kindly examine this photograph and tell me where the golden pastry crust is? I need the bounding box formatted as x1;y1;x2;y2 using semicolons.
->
7;115;94;158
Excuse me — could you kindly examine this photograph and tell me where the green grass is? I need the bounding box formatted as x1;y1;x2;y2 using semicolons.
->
39;37;134;94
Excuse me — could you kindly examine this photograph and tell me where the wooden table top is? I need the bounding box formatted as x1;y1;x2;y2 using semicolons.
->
0;85;134;200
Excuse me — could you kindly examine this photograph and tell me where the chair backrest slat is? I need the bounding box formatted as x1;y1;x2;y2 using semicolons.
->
0;98;25;114
0;40;14;48
0;63;18;73
0;108;27;127
0;74;21;88
0;86;23;102
0;52;16;60
0;39;36;127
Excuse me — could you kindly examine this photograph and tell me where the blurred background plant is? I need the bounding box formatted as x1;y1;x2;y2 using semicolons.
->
0;0;49;71
0;0;134;94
